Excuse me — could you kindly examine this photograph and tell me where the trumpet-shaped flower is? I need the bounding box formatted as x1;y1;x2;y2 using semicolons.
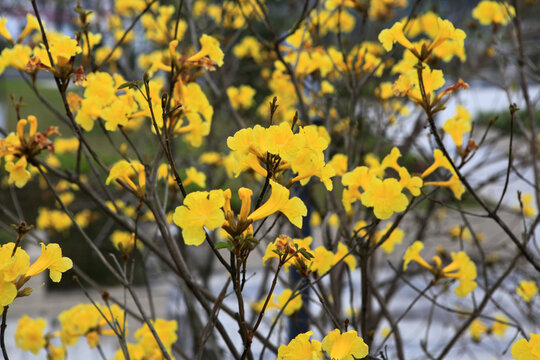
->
378;21;415;52
277;331;323;360
0;243;30;282
442;105;472;147
187;34;224;67
173;190;225;246
361;178;408;220
0;18;13;43
24;243;73;282
321;329;369;360
5;157;32;188
511;333;540;360
403;241;432;270
15;315;47;354
248;181;307;228
105;160;146;195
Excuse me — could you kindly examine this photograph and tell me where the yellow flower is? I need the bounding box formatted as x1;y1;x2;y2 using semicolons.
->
473;1;515;26
273;289;303;316
277;331;323;360
248;181;307;228
516;280;538;303
511;333;540;360
135;319;177;357
398;167;423;196
403;241;432;271
0;242;30;282
188;34;224;67
491;315;509;338
17;14;40;43
375;224;404;254
361;178;408;220
310;247;335;276
58;304;100;346
441;251;477;297
227;85;256;110
442;105;472;147
173;190;225;246
321;329;369;360
378;21;415;52
105;160;146;196
110;231;142;254
24;243;73;282
515;193;537;218
0;280;17;308
183;166;206;188
233;36;263;63
328;154;348;176
427;18;466;55
48;344;66;360
333;242;356;270
0;18;13;43
43;34;82;67
5;157;31;188
15;315;47;354
468;319;487;342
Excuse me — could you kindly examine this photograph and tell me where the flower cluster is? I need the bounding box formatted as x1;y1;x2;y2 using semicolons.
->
0;116;59;188
277;329;369;360
227;122;335;190
342;147;422;219
1;242;72;309
262;235;355;277
403;241;477;297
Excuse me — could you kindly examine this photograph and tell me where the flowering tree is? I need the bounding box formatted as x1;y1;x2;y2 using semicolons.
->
0;0;539;359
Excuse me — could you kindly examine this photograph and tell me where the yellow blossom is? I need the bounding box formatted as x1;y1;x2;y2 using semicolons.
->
469;319;487;342
183;166;206;188
516;280;538;303
0;18;13;43
173;190;225;246
188;34;224;67
310;247;335;276
15;315;47;354
473;1;515;26
378;21;415;52
333;242;356;270
321;329;369;360
375;224;404;254
110;231;142;254
511;333;540;360
24;243;73;282
135;319;177;358
403;241;432;271
491;315;509;338
277;331;323;360
273;289;303;316
248;181;307;228
5;157;32;188
361;178;408;220
442;105;472;147
105;160;146;195
227;85;256;110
